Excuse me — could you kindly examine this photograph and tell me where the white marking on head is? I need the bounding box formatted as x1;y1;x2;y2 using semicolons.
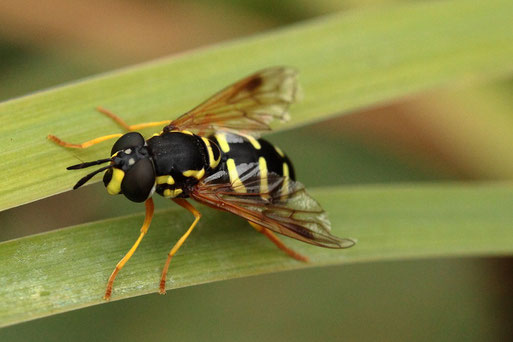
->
147;183;156;199
128;158;135;165
125;148;132;154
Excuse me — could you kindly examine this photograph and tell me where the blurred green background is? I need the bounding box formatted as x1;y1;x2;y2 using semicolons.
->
1;0;512;341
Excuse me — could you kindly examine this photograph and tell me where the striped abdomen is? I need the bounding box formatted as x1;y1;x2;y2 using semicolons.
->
209;132;295;194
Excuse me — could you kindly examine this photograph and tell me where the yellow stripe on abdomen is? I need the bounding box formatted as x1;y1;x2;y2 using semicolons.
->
214;133;230;153
280;162;290;200
239;133;261;150
258;157;269;199
227;158;246;193
274;146;284;157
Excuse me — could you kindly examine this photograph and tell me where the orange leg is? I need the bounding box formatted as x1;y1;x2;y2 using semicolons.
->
159;198;201;294
248;221;309;262
47;133;123;149
104;198;154;300
47;107;171;149
96;106;171;131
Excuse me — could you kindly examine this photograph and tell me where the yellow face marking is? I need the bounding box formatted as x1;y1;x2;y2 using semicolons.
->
201;137;220;169
183;168;205;180
239;133;261;150
107;168;125;195
156;175;175;185
227;158;246;193
258;157;269;199
163;188;183;198
274;146;284;157
215;133;230;153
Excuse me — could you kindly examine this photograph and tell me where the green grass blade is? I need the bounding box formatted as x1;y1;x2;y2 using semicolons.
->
0;0;512;210
1;183;513;327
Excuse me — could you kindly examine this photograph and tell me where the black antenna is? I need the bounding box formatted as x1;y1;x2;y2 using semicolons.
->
72;165;112;190
67;158;113;170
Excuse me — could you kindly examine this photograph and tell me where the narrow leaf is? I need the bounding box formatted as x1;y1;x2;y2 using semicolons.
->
1;183;513;327
0;0;512;210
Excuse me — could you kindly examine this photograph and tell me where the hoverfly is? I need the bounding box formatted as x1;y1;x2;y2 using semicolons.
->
48;67;355;300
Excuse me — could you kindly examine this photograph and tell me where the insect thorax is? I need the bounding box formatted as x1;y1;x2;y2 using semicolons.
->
146;130;220;198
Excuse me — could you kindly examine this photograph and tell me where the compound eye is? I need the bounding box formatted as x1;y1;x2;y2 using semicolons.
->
121;158;155;202
111;132;145;155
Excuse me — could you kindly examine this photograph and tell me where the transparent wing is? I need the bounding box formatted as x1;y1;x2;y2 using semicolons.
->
191;167;354;249
168;67;301;136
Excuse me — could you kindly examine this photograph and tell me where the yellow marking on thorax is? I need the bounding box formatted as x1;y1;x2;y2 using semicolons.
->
239;133;261;150
215;133;230;153
156;175;175;185
107;168;125;195
258;157;270;199
171;129;193;135
227;158;246;193
183;168;205;180
163;188;183;198
201;137;220;169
